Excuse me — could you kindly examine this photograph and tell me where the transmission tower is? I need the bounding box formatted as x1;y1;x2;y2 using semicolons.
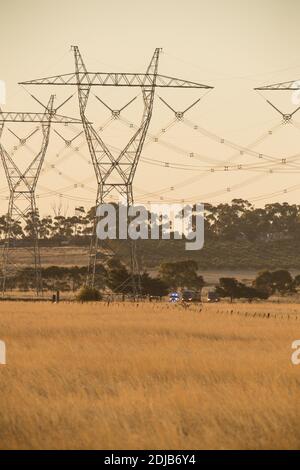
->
20;47;213;293
0;96;82;296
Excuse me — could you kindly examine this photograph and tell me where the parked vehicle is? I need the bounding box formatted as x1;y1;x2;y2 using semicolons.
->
181;290;201;302
207;290;220;302
169;292;180;303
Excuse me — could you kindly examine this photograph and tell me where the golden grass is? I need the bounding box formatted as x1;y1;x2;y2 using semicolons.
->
0;301;299;450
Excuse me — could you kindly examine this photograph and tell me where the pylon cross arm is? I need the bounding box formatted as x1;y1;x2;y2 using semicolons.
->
0;111;83;124
20;73;213;89
254;80;300;91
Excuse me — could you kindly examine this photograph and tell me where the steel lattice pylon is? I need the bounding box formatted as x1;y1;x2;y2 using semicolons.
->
20;47;213;293
73;46;161;292
0;97;83;296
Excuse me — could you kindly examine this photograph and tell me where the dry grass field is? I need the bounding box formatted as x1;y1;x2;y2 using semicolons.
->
0;300;300;450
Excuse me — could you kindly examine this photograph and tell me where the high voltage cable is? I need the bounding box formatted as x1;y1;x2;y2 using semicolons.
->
119;113;300;170
41;103;300;196
3;96;300;207
185;118;289;163
119;114;285;165
134;121;287;199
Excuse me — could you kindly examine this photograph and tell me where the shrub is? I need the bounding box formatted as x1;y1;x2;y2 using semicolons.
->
76;286;102;302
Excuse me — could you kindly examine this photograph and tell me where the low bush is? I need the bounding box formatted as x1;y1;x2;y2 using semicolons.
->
76;286;102;302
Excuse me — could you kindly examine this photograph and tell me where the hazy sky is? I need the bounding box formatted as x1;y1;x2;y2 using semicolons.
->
1;0;300;215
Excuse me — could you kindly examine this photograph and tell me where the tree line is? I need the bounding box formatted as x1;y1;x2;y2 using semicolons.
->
1;199;300;243
6;258;300;301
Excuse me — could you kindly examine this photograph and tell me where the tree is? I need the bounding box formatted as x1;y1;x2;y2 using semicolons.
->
216;277;240;302
139;272;169;297
216;277;269;302
237;284;269;302
39;216;53;239
24;210;40;238
159;260;204;291
0;215;7;239
271;269;295;295
9;218;23;239
106;258;131;293
253;270;273;295
253;269;295;295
